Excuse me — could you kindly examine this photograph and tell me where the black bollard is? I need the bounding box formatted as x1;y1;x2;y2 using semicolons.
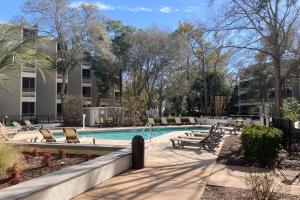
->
132;135;145;169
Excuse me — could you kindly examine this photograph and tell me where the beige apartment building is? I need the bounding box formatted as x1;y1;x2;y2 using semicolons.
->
236;64;300;115
0;25;121;121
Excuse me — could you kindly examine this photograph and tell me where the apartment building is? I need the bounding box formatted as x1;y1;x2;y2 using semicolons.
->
236;64;300;115
0;26;38;119
0;24;122;121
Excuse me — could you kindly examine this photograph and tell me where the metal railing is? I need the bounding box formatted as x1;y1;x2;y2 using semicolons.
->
0;115;63;125
271;117;300;155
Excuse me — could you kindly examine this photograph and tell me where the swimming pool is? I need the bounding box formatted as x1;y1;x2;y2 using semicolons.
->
54;126;209;141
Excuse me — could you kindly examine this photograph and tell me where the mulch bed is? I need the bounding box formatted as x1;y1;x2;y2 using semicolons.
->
216;135;247;166
217;135;300;171
202;185;299;200
0;152;98;190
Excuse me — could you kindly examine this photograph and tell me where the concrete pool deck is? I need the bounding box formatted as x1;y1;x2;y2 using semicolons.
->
72;130;223;200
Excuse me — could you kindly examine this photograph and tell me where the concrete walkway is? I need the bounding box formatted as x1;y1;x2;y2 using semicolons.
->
73;131;222;200
207;164;300;196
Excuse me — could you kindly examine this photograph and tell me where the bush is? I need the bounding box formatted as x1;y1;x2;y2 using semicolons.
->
281;97;300;121
0;144;24;177
241;125;282;168
243;171;288;200
63;95;85;126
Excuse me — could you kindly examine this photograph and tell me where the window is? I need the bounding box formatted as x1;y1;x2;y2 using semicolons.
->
82;87;91;97
23;28;36;37
22;77;35;92
82;69;91;79
57;83;67;94
57;103;62;116
22;102;35;116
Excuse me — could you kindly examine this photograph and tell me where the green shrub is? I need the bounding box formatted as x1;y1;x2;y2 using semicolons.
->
0;144;24;177
281;97;300;121
241;125;282;168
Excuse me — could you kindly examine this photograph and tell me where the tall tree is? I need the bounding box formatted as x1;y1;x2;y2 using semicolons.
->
214;0;300;116
105;19;135;105
22;0;112;112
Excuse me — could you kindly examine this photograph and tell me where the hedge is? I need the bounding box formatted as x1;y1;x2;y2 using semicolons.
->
241;125;282;168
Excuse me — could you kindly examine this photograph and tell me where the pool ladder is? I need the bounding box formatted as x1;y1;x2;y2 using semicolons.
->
141;122;156;143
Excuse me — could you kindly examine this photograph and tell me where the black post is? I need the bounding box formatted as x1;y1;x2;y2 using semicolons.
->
132;135;145;169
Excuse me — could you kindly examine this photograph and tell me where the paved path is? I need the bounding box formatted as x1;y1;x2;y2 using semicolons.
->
73;130;222;200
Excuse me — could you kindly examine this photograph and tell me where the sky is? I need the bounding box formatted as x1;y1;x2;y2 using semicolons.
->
0;0;215;30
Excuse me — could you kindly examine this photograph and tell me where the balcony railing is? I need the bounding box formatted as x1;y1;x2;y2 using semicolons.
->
22;88;35;92
82;78;92;83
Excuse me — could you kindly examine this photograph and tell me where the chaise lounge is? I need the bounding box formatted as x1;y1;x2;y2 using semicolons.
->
39;129;57;142
63;128;80;143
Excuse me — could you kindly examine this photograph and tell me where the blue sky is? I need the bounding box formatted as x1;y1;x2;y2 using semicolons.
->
0;0;215;30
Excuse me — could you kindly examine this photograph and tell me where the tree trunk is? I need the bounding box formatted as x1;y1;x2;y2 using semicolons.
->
202;62;208;114
273;57;282;117
119;69;123;106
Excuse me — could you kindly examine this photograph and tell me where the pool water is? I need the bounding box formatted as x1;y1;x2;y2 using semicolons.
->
54;126;208;141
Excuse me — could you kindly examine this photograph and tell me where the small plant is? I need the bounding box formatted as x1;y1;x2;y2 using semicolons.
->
241;125;282;167
243;170;288;200
0;144;24;178
40;152;51;167
57;149;65;159
24;154;33;163
31;148;38;157
84;154;92;161
6;164;22;185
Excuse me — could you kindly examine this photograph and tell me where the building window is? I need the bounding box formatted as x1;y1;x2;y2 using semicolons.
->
82;87;91;97
57;83;67;94
22;77;35;92
82;69;91;79
23;28;36;37
22;102;35;116
57;103;62;116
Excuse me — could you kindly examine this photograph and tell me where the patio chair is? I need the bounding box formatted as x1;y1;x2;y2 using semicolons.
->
175;117;182;125
189;117;196;125
94;117;104;127
0;122;17;141
185;124;215;137
147;118;155;126
161;117;168;126
218;120;244;135
170;132;212;149
12;121;28;132
39;129;56;142
24;120;42;130
63;128;80;143
105;117;114;127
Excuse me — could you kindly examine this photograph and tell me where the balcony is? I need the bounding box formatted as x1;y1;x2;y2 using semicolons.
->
82;78;92;83
22;88;35;97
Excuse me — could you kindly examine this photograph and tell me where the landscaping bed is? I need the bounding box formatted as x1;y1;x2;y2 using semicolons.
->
201;185;299;200
0;151;98;190
217;135;300;170
216;135;247;166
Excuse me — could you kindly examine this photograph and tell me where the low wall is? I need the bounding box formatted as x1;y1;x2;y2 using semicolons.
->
0;146;131;200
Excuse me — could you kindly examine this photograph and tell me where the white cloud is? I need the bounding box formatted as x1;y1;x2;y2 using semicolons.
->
159;6;172;13
69;1;115;10
126;7;152;12
184;6;200;12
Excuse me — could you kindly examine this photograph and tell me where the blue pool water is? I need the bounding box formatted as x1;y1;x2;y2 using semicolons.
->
54;126;208;141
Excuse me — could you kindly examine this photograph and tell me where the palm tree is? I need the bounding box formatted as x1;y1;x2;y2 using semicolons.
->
0;24;54;85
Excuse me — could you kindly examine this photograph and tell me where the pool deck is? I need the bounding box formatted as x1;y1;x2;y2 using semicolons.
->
72;130;222;200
